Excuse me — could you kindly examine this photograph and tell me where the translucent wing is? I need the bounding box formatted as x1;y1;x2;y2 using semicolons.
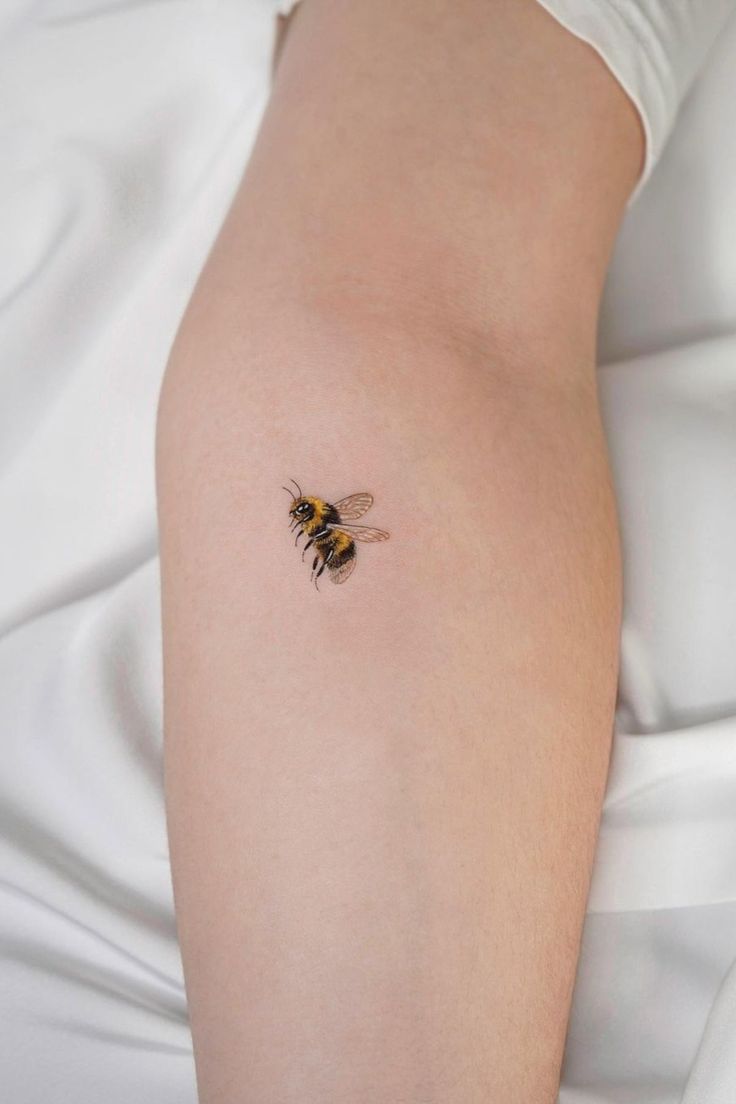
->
329;523;389;542
329;557;356;584
332;493;373;521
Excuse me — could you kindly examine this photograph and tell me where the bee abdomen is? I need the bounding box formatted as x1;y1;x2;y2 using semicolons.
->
327;538;355;566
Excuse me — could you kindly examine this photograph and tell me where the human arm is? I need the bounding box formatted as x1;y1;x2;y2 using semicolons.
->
156;2;642;1100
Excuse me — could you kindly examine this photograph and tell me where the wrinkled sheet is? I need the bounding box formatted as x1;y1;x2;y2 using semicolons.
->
1;3;735;1101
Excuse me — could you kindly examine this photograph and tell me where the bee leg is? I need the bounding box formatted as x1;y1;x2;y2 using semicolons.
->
302;538;313;561
320;548;334;572
308;530;330;567
294;528;304;547
314;547;333;583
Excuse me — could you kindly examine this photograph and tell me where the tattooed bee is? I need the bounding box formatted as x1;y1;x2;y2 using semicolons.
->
283;479;389;587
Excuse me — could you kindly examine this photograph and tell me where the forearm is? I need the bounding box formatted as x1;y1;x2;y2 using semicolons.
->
158;299;620;1104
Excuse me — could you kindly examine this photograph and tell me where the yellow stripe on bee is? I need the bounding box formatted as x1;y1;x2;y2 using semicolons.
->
302;497;328;536
330;530;352;554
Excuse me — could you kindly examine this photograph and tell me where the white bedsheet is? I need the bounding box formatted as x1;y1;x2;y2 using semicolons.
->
1;2;736;1101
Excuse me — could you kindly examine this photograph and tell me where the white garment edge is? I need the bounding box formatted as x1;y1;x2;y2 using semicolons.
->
534;0;658;202
270;0;655;201
269;0;736;205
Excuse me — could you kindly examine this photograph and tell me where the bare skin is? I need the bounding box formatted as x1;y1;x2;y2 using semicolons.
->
156;1;643;1101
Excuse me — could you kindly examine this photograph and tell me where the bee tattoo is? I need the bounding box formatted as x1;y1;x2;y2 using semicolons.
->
283;479;389;588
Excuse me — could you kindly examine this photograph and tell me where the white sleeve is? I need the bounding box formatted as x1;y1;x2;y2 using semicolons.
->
536;0;736;194
271;0;301;14
270;0;736;196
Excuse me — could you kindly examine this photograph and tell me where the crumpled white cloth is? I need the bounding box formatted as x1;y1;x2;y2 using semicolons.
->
1;2;736;1102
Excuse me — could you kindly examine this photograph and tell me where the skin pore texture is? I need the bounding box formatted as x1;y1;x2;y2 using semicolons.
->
156;2;643;1101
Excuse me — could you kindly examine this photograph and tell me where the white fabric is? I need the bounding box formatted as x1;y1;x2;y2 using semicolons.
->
535;0;735;195
2;1;736;1102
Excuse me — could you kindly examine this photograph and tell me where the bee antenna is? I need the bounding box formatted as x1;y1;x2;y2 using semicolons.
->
289;478;302;498
282;486;295;496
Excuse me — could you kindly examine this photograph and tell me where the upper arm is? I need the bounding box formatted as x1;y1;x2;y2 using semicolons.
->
194;0;642;369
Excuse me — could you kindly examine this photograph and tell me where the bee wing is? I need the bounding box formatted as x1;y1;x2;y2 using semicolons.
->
332;493;373;520
329;523;389;542
329;556;356;584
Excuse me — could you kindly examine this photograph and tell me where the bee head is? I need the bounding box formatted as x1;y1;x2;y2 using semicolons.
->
282;480;314;522
289;497;313;521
